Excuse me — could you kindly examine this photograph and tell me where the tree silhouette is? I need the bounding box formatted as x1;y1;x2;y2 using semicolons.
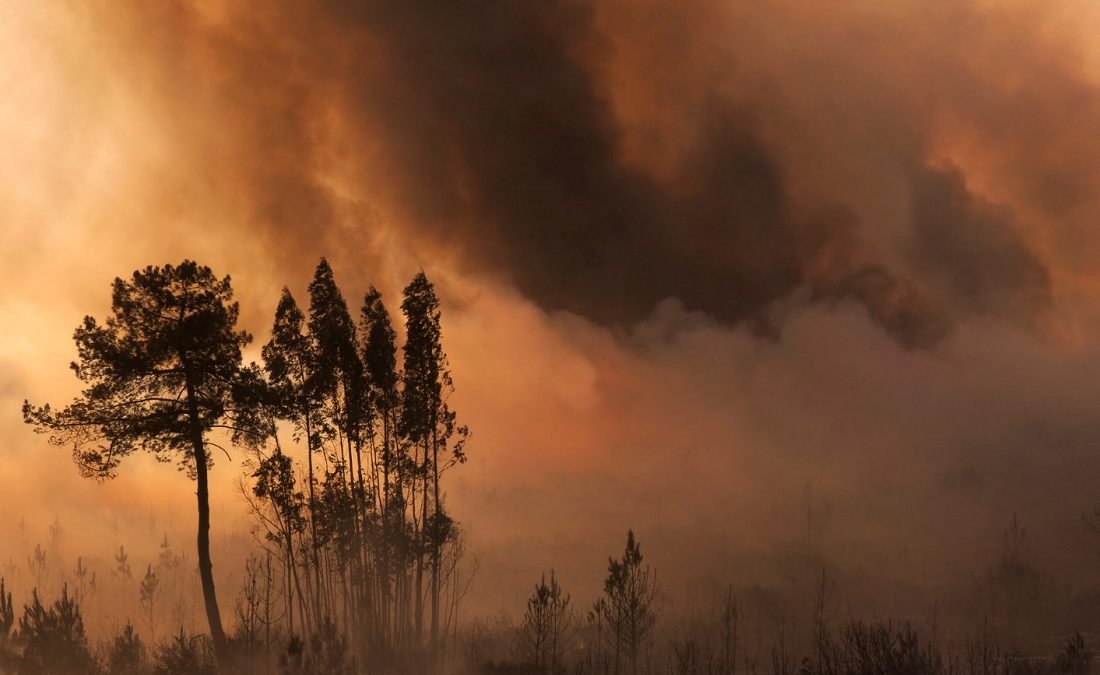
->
603;530;658;675
17;585;95;675
401;271;468;653
249;444;308;634
519;570;572;674
105;622;147;675
0;577;13;647
140;564;160;644
360;285;403;646
307;258;364;480
305;258;367;637
262;286;324;631
23;260;261;653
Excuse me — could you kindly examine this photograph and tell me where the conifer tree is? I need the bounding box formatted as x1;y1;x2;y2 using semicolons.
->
18;586;95;675
603;531;658;675
520;571;573;674
23;261;260;652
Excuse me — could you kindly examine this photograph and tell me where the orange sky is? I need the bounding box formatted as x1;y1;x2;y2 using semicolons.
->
5;0;1100;626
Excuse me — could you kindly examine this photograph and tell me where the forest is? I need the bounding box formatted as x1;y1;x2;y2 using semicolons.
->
2;259;1099;675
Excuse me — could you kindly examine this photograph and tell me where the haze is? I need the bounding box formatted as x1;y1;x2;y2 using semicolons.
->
4;1;1100;670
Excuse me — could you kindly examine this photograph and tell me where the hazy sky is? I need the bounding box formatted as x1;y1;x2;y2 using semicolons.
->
5;0;1100;619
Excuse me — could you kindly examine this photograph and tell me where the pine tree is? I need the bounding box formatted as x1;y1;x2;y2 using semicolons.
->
140;564;160;644
105;622;147;675
519;571;573;674
23;261;261;652
603;531;658;675
18;585;96;675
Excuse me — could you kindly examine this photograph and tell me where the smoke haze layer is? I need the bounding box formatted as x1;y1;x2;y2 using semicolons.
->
3;0;1100;627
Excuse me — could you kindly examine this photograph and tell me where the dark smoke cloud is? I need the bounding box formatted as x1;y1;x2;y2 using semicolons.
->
909;165;1052;321
87;0;1057;348
323;2;955;346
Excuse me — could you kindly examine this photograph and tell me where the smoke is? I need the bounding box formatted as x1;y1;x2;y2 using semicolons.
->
910;165;1052;321
48;0;1075;349
4;0;1100;633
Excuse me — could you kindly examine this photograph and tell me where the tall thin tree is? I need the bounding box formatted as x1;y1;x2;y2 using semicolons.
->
519;570;573;674
262;286;324;630
306;258;367;641
603;530;658;675
361;286;402;647
400;271;468;654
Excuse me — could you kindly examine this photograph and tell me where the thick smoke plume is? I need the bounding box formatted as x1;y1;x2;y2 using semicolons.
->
56;0;1073;349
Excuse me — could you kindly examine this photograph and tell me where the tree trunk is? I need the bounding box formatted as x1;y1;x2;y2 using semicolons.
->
192;432;227;651
430;424;441;654
184;368;226;653
415;439;427;648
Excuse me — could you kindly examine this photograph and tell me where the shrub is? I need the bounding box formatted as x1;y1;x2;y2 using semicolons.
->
17;585;97;675
104;622;148;675
152;629;216;675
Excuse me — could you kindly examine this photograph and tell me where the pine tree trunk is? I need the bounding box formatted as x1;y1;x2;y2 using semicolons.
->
179;358;227;654
188;404;226;652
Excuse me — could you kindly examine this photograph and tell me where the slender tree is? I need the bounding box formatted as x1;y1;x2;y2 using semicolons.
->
361;286;402;648
23;261;260;652
235;265;474;667
250;444;308;635
306;258;368;648
603;530;658;675
400;271;468;654
519;570;573;674
262;286;324;630
718;585;740;675
139;564;160;644
307;258;365;478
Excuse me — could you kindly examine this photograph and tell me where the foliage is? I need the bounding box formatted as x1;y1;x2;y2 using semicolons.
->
0;578;13;644
153;629;217;675
17;585;96;675
603;530;659;675
22;260;259;478
104;622;149;675
23;260;264;652
517;571;572;674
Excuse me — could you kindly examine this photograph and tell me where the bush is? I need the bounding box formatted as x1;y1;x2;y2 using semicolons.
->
152;629;216;675
103;622;149;675
17;585;97;675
